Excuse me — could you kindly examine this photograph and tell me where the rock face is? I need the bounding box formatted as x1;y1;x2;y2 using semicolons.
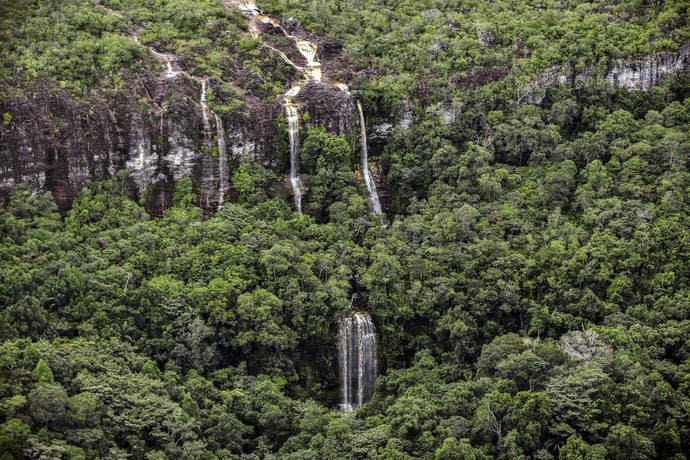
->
0;72;356;214
606;47;690;90
0;73;279;213
0;4;361;214
317;38;354;84
0;85;126;210
521;45;690;104
4;6;684;215
256;20;308;68
296;82;355;135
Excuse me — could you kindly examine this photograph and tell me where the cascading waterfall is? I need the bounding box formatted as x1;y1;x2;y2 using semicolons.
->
214;113;228;210
233;2;324;214
285;103;302;213
230;0;382;413
199;79;212;134
337;311;378;410
138;38;231;209
356;101;382;214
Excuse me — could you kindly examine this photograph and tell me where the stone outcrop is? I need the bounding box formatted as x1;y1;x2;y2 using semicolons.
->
0;72;279;213
521;45;690;104
1;84;128;211
606;47;690;90
296;82;355;135
317;38;354;84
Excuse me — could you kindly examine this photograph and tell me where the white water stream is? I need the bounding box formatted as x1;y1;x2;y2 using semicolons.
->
231;1;381;410
230;1;382;215
232;1;325;213
337;311;378;410
356;101;382;214
140;36;229;210
214;114;228;209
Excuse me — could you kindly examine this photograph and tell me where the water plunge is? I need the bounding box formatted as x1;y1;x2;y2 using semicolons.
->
337;311;378;410
200;79;211;135
214;114;228;210
286;103;303;213
356;101;382;214
233;3;326;214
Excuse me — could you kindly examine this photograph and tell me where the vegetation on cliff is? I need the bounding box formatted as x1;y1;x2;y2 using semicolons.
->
0;0;294;101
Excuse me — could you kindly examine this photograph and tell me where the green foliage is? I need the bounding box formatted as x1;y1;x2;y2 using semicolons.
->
0;0;291;100
299;128;357;221
232;162;275;205
0;419;30;460
31;359;54;384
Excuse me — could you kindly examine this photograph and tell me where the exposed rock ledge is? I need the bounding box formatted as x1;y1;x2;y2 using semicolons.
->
0;74;279;213
521;45;689;104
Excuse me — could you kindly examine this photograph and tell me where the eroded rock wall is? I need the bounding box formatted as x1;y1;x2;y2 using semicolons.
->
0;73;279;213
522;45;690;104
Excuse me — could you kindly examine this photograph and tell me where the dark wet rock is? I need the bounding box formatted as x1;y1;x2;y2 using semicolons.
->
296;82;355;135
455;66;509;88
0;73;278;214
256;21;307;67
366;123;392;163
0;83;123;210
369;123;393;142
317;38;354;83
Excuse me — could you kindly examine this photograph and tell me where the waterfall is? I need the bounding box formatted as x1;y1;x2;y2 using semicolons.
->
337;311;378;410
214;114;228;210
232;3;327;214
164;58;179;79
200;79;211;134
233;1;260;15
286;103;303;213
356;101;382;214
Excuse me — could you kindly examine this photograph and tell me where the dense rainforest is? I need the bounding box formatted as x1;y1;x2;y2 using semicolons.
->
1;0;689;459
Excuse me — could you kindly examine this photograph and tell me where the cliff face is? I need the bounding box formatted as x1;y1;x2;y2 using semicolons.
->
0;19;357;214
522;45;690;104
2;4;686;215
0;71;285;213
1;85;126;211
606;47;690;90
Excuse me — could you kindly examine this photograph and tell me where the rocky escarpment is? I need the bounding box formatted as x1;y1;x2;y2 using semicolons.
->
296;83;355;135
606;46;690;89
5;0;684;216
0;69;280;213
0;3;362;214
521;45;690;104
1;86;115;209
